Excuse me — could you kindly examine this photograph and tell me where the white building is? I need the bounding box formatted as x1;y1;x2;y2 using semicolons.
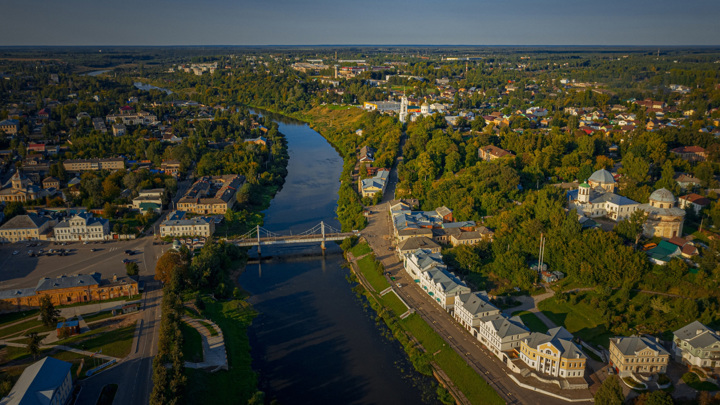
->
159;217;214;238
404;248;446;280
568;169;639;221
453;291;500;333
476;314;530;359
672;321;720;368
419;267;470;312
53;213;110;241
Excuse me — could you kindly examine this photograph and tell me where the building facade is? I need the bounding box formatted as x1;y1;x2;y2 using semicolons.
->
609;336;670;377
53;213;110;242
177;175;244;215
519;327;587;378
453;291;500;333
0;214;53;243
0;357;73;405
637;188;685;239
63;158;125;172
673;321;720;368
159;217;215;238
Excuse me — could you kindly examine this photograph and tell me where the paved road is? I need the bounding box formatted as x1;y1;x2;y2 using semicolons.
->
75;282;163;405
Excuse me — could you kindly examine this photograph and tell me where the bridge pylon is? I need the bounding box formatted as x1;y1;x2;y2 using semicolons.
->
320;221;326;250
257;224;261;256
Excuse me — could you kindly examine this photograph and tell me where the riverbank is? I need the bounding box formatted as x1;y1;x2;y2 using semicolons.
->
344;240;505;405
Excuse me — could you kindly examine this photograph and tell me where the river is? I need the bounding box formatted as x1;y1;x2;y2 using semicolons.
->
238;113;437;405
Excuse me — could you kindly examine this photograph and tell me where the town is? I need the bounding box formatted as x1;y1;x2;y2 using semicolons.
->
0;44;718;405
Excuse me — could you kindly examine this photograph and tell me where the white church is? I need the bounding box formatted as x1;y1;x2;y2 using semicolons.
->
568;169;640;222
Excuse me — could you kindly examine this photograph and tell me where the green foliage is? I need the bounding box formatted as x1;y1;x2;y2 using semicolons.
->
39;295;59;327
125;262;139;277
594;375;624;405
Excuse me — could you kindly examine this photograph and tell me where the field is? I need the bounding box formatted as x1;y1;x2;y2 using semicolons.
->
511;311;549;333
401;314;505;405
379;291;408;316
356;255;390;292
538;296;612;347
180;322;203;363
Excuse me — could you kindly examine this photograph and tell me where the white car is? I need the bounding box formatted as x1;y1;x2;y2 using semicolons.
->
12;251;19;255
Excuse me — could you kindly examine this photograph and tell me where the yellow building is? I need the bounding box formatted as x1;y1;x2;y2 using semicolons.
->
0;214;53;243
519;327;587;378
609;336;670;378
177;175;244;215
0;274;138;312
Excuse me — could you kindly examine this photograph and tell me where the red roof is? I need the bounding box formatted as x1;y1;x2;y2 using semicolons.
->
120;106;134;111
680;193;710;206
671;146;706;154
667;237;688;248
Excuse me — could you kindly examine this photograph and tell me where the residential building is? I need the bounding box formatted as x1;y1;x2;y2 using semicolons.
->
177;175;244;214
105;110;158;126
53;213;110;242
670;146;707;162
449;230;485;246
645;240;682;265
0;357;73;405
159;216;215;238
637;188;685;239
397;236;441;256
674;173;702;190
419;267;471;312
0;214;53;243
0;119;19;135
0;273;138;311
609;336;670;377
454;291;500;333
403;248;446;280
359;146;376;163
672;321;720;368
678;193;711;214
478;145;514;161
396;228;433;243
359;169;389;197
476;315;530;359
42;176;60;190
519;327;587;378
111;123;127;136
161;160;182;177
244;136;267;146
63;158;125;172
132;188;165;213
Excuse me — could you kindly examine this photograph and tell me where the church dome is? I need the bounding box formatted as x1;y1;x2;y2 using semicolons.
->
649;188;676;204
588;169;615;184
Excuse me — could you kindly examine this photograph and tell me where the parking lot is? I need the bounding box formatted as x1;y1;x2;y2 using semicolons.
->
0;237;168;289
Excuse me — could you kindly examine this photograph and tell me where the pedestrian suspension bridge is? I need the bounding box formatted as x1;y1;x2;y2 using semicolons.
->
230;221;357;253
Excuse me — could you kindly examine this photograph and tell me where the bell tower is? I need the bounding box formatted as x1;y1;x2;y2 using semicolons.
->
578;182;590;204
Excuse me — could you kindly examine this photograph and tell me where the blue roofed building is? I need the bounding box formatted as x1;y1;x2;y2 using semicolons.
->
0;357;73;405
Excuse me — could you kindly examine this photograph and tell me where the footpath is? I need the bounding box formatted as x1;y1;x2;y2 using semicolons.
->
182;316;228;372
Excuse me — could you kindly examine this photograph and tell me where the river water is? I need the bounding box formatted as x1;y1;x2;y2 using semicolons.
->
238;113;437;405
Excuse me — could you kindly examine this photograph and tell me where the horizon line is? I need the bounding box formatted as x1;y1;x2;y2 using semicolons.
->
1;44;720;48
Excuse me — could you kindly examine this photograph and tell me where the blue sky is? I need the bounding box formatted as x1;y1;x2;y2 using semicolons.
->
0;0;718;46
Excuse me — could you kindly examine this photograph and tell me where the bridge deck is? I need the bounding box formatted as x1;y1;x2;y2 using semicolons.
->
231;232;357;246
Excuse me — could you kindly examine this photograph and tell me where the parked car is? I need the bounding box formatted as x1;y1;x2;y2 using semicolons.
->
122;258;131;264
12;251;19;255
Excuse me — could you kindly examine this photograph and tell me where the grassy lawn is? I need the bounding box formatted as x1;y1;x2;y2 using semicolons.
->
81;311;115;324
511;311;549;333
52;350;105;380
199;321;218;337
67;323;136;358
0;318;46;339
184;299;259;404
0;311;39;328
401;314;505;405
349;241;373;258
356;255;390;292
538;296;613;348
380;292;408;316
180;322;203;363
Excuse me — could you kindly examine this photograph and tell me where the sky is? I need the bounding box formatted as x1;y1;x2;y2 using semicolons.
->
1;0;719;46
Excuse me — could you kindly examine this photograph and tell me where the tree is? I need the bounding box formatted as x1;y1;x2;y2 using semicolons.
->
39;295;59;327
28;332;42;360
633;390;673;405
155;250;189;284
594;375;624;405
615;210;647;245
126;262;140;277
3;202;26;221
